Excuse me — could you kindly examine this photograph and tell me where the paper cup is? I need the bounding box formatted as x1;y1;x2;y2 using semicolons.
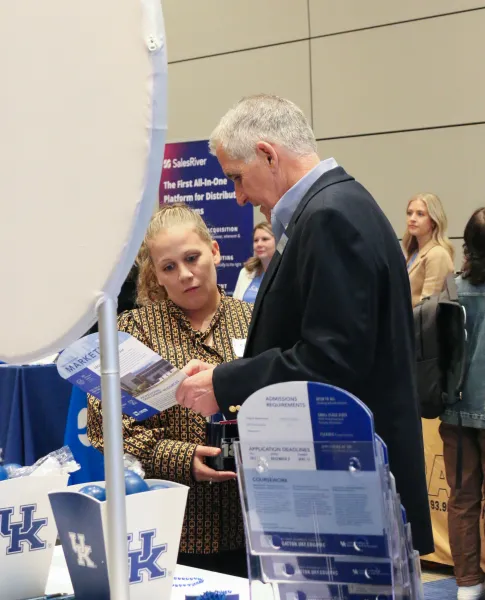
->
49;479;189;599
0;474;68;600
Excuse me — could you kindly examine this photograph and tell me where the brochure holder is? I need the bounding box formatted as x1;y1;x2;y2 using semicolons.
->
235;381;424;600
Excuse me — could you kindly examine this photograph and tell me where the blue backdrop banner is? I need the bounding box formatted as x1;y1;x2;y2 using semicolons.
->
159;140;253;296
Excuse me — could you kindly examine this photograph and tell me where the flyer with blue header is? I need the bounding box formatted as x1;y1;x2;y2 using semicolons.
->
57;332;185;420
276;582;397;600
261;554;393;586
237;381;389;557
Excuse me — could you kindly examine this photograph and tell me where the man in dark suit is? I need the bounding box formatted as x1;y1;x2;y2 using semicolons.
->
176;94;433;555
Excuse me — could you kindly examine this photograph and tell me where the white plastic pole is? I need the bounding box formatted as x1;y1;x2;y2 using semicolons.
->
98;297;130;600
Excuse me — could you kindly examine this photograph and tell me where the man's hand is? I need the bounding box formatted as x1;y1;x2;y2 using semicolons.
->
192;445;237;483
182;359;214;377
176;361;219;417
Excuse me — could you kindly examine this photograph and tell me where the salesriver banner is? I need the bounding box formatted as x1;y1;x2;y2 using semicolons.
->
159;140;253;295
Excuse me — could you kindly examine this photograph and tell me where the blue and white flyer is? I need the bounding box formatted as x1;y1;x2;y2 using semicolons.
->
275;582;396;600
261;554;393;586
237;381;389;557
57;332;186;420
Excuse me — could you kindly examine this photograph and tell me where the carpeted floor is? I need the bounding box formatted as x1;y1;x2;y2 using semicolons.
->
423;577;457;599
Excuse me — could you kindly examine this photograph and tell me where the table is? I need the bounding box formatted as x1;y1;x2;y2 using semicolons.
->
0;364;72;465
46;545;252;599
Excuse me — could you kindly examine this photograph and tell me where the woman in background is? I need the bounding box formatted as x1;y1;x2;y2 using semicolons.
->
403;192;454;307
233;222;275;302
440;208;485;600
87;204;252;577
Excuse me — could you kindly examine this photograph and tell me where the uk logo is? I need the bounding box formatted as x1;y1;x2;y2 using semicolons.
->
128;530;167;584
0;504;47;555
69;532;97;568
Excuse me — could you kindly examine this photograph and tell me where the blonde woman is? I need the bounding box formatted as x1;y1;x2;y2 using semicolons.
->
233;222;275;302
403;193;454;307
87;203;252;577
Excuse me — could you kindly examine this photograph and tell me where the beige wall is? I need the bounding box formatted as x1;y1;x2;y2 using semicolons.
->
163;1;485;259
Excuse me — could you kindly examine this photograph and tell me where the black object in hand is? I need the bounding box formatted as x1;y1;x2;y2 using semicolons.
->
205;421;239;472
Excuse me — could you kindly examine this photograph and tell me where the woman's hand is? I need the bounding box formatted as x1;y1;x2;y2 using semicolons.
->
192;445;237;483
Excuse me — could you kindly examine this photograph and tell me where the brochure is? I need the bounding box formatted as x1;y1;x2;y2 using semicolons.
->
276;582;396;600
237;382;388;557
57;332;185;420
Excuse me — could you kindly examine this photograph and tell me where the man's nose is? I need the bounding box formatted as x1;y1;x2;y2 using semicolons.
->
235;183;248;206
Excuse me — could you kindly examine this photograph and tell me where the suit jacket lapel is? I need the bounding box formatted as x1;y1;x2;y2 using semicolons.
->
407;254;421;277
407;240;437;276
244;167;354;354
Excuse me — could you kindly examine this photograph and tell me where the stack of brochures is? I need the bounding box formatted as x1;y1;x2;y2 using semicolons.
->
235;381;424;600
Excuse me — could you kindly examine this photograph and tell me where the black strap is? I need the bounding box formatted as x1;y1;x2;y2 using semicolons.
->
415;296;440;361
454;309;468;399
445;273;460;302
456;411;463;490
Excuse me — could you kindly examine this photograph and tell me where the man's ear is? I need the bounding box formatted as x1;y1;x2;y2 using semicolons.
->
256;141;278;170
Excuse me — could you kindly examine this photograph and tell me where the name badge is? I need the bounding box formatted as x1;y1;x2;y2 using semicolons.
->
232;338;246;358
276;232;289;255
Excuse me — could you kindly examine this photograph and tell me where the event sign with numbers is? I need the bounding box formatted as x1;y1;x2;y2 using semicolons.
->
159;140;253;296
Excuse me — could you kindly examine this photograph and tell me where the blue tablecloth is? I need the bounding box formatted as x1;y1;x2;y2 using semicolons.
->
0;364;72;465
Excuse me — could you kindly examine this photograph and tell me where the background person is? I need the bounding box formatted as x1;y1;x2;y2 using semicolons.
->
233;222;275;302
403;192;454;307
440;208;485;600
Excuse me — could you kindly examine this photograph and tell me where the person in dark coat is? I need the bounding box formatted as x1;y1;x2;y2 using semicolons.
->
85;264;138;335
176;94;434;556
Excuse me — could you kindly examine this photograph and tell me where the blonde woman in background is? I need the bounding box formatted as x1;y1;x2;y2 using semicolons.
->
87;203;252;577
233;222;275;302
403;193;454;307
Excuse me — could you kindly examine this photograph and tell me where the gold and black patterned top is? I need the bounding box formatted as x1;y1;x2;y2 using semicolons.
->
87;290;252;554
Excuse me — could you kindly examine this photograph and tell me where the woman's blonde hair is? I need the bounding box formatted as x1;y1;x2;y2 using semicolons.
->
402;193;454;261
136;203;213;306
244;222;275;275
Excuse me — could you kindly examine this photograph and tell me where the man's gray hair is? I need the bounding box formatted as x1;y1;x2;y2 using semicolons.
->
209;94;317;162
